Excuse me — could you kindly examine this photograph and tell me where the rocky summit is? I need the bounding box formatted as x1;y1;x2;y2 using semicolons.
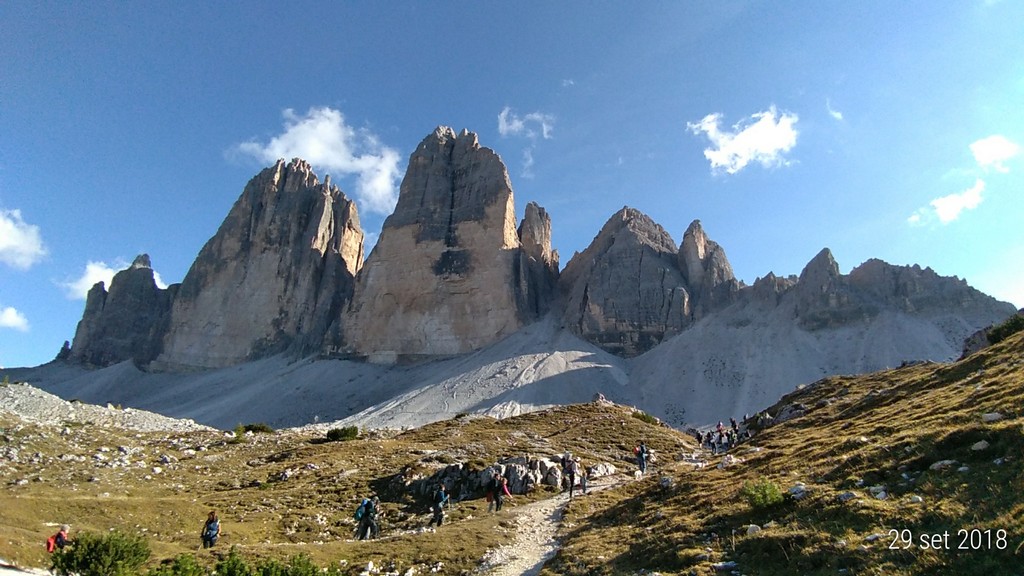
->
152;159;364;370
343;127;556;361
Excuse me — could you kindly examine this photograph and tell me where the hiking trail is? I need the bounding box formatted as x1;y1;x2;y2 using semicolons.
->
480;475;626;576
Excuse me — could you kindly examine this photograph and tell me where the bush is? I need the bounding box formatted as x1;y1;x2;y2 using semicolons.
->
325;426;358;442
988;314;1024;345
632;411;659;425
51;530;150;576
243;422;274;434
740;477;784;509
215;548;253;576
145;554;206;576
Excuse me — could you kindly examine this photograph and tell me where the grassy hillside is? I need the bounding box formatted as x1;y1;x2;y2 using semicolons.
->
2;330;1022;575
544;330;1024;575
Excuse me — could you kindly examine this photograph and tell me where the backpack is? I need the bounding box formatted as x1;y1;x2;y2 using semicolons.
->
46;534;57;553
354;498;370;521
203;520;219;539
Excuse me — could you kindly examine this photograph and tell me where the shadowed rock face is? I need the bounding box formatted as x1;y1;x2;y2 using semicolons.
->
560;207;692;357
69;254;177;367
152;159;364;370
343;127;556;361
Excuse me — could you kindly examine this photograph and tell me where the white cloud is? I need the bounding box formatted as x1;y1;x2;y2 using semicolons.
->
970;135;1020;173
0;306;29;331
826;99;844;121
60;259;167;300
498;107;555;140
520;148;536;179
687;106;799;174
62;261;118;299
910;178;985;226
233;107;402;215
0;209;48;269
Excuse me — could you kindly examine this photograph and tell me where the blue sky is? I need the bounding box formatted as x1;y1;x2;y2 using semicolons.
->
2;2;1022;368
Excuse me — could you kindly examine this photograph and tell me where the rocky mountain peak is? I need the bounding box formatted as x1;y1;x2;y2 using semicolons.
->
151;159;364;370
131;254;152;269
69;254;176;367
559;207;690;357
343;128;545;361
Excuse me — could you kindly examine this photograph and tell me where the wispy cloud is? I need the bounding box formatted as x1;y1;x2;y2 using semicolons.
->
687;106;799;174
60;260;167;300
0;209;47;269
498;107;555;140
908;179;985;226
521;149;536;179
0;306;29;331
497;106;555;178
233;107;402;216
826;99;844;121
970;135;1020;173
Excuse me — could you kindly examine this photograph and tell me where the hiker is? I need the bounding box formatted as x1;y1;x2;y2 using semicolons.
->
730;417;739;434
46;525;71;553
428;483;449;527
560;451;572;491
486;472;501;512
494;476;512;512
636;441;649;475
201;511;220;548
566;457;579;498
578;458;588;494
357;496;381;540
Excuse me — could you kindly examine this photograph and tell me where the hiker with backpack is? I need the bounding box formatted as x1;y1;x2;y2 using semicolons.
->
636;441;649;475
493;476;512;512
46;524;71;553
566;457;579;498
486;472;501;512
201;511;220;548
356;496;381;540
428;483;449;527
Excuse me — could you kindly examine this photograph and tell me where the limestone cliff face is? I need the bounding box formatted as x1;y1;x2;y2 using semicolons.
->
69;255;177;367
342;127;553;360
560;207;692;357
153;159;363;370
516;201;559;318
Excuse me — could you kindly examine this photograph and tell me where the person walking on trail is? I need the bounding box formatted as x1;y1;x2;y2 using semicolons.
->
486;472;501;513
494;476;513;512
357;496;381;540
428;483;449;527
566;457;579;498
201;511;220;549
46;524;72;553
577;458;589;494
636;441;649;475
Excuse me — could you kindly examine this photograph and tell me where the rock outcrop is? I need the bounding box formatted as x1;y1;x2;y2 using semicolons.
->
152;159;363;370
342;127;554;361
560;207;692;357
69;254;176;367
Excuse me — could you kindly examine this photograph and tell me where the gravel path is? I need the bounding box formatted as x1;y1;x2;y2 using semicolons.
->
481;476;625;576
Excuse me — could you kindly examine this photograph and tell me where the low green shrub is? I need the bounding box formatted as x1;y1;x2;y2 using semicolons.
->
145;553;206;576
631;411;659;425
51;530;150;576
325;426;359;442
988;314;1024;345
740;477;784;509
